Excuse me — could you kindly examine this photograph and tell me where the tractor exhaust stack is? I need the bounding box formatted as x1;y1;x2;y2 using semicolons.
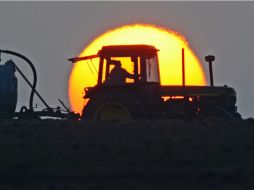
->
205;55;215;86
182;48;185;86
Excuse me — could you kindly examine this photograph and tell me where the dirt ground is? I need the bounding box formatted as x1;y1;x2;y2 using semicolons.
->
0;118;254;190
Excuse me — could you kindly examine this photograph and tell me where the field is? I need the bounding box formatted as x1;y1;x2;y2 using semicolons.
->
0;118;254;189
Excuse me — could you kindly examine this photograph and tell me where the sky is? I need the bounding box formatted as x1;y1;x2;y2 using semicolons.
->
0;1;253;118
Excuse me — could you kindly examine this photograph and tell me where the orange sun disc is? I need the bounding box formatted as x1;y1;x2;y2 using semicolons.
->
69;24;207;114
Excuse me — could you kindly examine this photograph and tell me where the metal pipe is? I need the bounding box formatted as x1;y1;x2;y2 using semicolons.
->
68;54;98;63
182;48;185;86
209;62;214;86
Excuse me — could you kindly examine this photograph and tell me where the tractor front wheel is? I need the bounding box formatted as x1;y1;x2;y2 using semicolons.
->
81;91;145;121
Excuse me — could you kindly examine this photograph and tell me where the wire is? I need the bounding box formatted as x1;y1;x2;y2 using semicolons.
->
86;60;94;75
90;59;98;74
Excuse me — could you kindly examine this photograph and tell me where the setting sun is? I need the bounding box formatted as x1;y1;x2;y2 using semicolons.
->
69;24;207;114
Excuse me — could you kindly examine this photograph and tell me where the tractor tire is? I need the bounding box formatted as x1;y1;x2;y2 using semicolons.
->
197;106;236;122
81;91;145;120
233;112;243;121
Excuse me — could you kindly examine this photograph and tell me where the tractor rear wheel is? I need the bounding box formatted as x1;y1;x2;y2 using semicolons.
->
81;91;145;120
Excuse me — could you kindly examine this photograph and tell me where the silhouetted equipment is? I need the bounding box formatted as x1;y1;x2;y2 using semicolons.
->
0;49;79;119
0;60;17;114
205;55;215;86
69;44;241;121
0;44;239;121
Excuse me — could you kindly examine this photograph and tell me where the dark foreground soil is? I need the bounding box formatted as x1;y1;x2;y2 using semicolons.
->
0;118;254;190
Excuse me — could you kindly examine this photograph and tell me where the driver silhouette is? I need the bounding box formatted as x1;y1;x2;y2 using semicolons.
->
108;61;134;85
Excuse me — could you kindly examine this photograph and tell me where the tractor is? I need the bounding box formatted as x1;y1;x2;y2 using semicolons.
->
69;44;241;120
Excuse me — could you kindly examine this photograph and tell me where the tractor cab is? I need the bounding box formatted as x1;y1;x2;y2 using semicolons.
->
69;45;160;86
96;45;160;85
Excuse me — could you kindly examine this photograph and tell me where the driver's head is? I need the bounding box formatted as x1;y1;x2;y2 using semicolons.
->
115;60;121;68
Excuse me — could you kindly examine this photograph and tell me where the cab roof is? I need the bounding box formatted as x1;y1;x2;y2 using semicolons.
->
98;44;159;57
